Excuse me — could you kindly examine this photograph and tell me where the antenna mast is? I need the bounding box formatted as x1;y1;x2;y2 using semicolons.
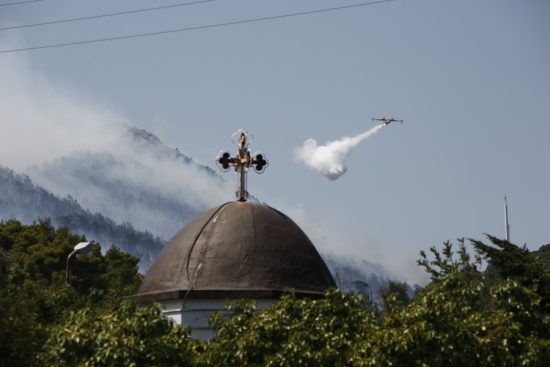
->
504;195;510;241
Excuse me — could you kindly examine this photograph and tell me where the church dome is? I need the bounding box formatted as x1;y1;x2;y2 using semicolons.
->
135;201;335;303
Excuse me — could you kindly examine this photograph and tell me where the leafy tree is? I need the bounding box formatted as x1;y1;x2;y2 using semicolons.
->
0;219;142;367
417;239;475;280
532;244;550;265
193;290;376;367
351;237;550;366
380;281;410;312
38;302;192;367
471;235;549;312
3;218;549;367
194;237;549;367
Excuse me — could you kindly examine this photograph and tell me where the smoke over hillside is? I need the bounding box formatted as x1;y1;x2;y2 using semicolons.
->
0;54;230;239
28;127;228;239
0;167;164;270
0;51;417;287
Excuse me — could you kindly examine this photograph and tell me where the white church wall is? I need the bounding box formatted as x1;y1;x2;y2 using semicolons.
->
161;298;277;340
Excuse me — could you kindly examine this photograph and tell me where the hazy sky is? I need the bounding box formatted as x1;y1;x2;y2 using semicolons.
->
1;0;549;282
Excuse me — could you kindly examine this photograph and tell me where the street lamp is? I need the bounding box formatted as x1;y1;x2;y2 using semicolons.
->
65;241;92;286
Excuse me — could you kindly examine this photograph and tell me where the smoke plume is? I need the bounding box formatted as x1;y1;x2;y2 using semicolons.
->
0;48;229;239
0;43;422;284
294;125;384;180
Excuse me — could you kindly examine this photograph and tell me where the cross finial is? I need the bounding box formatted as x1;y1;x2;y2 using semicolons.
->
216;129;268;201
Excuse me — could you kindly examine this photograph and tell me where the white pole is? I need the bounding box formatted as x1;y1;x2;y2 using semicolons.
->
504;195;510;241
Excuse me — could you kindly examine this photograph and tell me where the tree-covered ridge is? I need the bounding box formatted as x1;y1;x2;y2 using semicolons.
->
0;166;164;269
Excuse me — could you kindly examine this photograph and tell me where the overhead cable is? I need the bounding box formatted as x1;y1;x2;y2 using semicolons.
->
0;0;45;7
0;0;215;31
0;0;397;54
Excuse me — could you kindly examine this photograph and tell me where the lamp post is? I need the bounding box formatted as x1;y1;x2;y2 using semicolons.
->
65;241;92;286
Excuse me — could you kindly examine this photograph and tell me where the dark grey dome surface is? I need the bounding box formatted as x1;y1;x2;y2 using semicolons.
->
135;201;335;302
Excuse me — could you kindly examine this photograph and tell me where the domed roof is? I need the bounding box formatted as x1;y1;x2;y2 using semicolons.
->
135;201;335;302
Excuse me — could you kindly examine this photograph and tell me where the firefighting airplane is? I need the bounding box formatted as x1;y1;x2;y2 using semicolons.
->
371;117;403;125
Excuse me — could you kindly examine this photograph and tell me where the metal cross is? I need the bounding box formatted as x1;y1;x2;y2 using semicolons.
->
216;130;268;202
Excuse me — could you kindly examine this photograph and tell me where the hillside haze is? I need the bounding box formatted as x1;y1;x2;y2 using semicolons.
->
0;166;163;270
1;125;400;293
28;125;227;240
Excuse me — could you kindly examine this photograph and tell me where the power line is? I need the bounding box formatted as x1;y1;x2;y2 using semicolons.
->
0;0;397;54
0;0;45;7
0;0;215;31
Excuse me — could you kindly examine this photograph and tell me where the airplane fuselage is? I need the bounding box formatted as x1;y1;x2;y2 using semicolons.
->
372;117;403;125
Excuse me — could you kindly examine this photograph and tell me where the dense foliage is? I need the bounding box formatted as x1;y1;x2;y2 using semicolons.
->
39;302;192;367
0;219;143;367
1;220;548;366
193;290;376;367
192;237;549;366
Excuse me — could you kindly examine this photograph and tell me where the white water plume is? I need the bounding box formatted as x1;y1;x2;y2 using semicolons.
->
294;125;384;180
